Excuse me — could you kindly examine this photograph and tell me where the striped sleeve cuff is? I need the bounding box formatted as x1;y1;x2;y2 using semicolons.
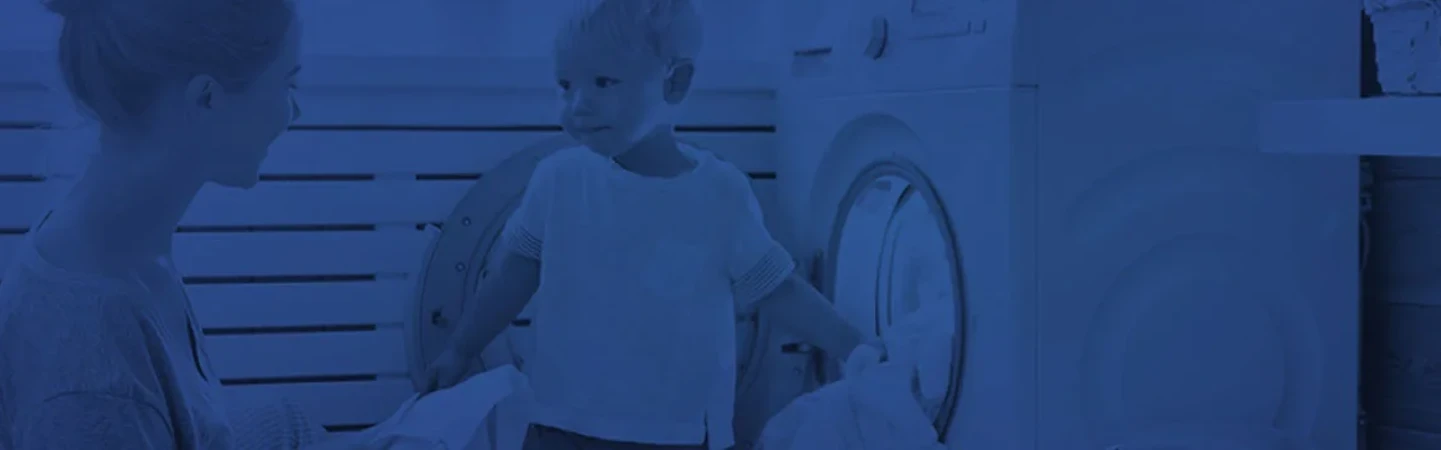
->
732;244;797;307
501;224;543;260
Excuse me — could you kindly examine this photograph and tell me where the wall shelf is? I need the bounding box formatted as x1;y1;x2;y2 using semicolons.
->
1261;97;1441;157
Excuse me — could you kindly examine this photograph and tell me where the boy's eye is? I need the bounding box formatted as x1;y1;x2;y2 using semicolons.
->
594;77;619;88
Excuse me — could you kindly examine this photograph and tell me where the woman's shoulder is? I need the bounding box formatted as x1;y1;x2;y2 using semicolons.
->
0;267;170;401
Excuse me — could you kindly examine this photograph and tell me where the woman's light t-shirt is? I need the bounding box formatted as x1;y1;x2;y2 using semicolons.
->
503;146;795;449
0;237;234;449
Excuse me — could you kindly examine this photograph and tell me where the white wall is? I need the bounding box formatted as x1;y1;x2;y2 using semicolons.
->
0;0;783;60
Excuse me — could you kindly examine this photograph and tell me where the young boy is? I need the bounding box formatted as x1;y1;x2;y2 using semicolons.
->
423;1;875;449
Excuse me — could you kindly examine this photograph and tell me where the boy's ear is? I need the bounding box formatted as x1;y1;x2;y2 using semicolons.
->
184;74;223;111
663;58;696;105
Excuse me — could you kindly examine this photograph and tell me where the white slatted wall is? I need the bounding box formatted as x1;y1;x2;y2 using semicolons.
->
0;50;62;262
0;53;783;432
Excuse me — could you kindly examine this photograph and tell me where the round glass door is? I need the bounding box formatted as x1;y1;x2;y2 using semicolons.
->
822;160;965;439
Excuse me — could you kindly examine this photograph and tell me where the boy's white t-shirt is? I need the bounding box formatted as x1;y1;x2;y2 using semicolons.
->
502;145;796;449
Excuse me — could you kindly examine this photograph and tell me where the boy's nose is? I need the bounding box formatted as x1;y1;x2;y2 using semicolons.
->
568;90;599;114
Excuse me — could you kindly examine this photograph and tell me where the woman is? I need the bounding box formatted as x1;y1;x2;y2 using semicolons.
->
0;0;309;447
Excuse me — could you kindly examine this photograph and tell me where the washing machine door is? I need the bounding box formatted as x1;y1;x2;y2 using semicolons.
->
783;158;965;441
405;135;769;404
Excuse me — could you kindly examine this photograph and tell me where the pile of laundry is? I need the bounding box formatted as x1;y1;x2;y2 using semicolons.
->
291;306;956;450
755;306;955;450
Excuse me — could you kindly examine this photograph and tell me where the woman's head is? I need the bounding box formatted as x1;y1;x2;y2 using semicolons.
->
45;0;302;189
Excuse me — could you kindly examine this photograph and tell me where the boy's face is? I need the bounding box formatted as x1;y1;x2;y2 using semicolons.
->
554;42;692;157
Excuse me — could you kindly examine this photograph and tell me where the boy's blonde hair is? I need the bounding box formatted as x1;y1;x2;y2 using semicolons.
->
43;0;295;128
554;0;704;63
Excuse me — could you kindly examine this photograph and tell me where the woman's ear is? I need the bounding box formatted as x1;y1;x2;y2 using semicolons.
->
663;58;696;105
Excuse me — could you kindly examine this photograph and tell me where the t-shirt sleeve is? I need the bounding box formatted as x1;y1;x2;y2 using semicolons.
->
723;171;797;309
502;155;563;260
13;393;175;449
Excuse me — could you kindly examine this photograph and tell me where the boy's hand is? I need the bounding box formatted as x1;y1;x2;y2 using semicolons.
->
422;347;470;393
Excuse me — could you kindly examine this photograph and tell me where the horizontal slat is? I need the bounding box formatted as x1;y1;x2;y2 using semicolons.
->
191;281;411;329
174;230;431;277
0;89;61;126
0;51;778;126
208;329;408;379
0;181;782;274
176;179;778;227
299;54;778;91
0;51;58;86
292;87;773;127
0;52;776;91
0;230;436;278
288;54;778;92
0;130;48;176
1;51;779;128
0;182;59;229
0;49;61;126
1260;97;1441;157
49;130;777;176
223;379;413;427
183;181;466;226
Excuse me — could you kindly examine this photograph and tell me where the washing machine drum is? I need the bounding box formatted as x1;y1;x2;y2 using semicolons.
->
405;135;768;397
812;159;966;439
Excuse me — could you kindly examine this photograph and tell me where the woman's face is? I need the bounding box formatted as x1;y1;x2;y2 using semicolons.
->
185;18;303;189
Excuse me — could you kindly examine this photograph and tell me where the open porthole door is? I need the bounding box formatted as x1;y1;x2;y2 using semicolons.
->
405;135;771;412
772;120;965;442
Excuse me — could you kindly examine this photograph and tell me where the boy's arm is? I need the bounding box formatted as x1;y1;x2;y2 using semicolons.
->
722;170;867;362
754;274;867;362
449;252;540;358
449;158;557;359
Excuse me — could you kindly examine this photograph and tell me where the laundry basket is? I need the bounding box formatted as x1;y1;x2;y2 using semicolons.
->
1366;0;1441;93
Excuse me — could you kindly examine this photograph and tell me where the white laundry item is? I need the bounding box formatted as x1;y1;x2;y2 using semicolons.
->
310;364;533;450
844;303;956;410
757;305;955;450
757;361;945;450
877;304;956;415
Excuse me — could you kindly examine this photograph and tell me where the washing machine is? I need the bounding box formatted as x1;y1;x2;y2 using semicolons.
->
405;133;779;442
764;0;1361;448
